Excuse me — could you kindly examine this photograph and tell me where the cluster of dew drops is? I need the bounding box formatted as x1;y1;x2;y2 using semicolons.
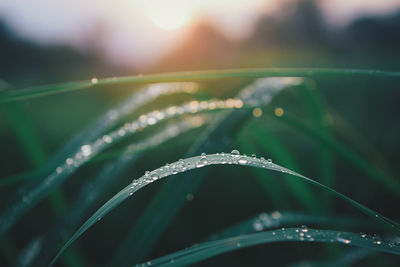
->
251;213;400;248
128;150;275;195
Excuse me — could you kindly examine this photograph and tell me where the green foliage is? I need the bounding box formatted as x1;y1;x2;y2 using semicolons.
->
0;69;399;267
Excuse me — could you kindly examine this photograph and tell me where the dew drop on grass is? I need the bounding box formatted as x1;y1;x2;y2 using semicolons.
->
91;77;98;84
66;158;73;165
360;232;367;238
253;221;263;231
81;145;92;157
271;211;281;219
196;156;208;168
337;238;351;244
102;135;112;143
238;156;248;165
301;225;309;232
231;149;240;157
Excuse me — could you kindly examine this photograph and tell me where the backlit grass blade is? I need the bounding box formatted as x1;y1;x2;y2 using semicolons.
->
1;68;400;102
239;122;321;213
110;78;300;266
299;79;335;209
138;228;399;267
0;98;242;237
262;107;400;196
22;118;207;267
50;152;400;266
0;82;198;186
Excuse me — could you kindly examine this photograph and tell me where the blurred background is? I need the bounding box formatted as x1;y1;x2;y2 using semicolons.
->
1;0;400;86
1;0;400;266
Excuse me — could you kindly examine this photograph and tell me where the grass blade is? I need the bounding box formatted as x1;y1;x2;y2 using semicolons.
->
24;117;207;267
111;78;300;266
262;106;400;196
1;68;400;102
139;228;399;266
209;212;376;241
50;152;400;266
0;97;242;237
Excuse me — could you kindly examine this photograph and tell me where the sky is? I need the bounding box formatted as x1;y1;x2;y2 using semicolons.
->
0;0;399;68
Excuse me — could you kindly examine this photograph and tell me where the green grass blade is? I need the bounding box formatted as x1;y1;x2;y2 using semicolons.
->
139;228;399;267
49;152;400;266
241;122;321;213
110;78;298;266
0;97;241;237
0;82;197;185
24;118;206;267
263;107;400;196
236;137;291;210
299;79;335;209
209;212;376;241
1;68;400;102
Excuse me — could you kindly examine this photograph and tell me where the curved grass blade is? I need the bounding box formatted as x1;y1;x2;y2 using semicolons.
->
2;68;400;102
138;228;400;267
299;79;335;209
50;152;400;266
209;211;376;241
111;78;301;266
0;97;243;237
0;82;198;185
23;117;207;267
262;106;400;196
239;123;320;213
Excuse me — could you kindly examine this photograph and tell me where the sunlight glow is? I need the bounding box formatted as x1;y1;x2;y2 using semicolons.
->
136;0;195;30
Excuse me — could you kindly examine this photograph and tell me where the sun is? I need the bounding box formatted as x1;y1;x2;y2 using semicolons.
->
136;0;195;30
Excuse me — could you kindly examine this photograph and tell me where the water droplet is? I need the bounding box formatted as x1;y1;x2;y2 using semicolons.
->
238;156;248;165
337;237;351;244
102;135;112;143
196;157;208;168
267;158;272;163
91;77;98;84
253;221;263;231
66;158;73;165
271;211;281;219
201;152;206;158
375;240;382;245
360;232;367;238
251;154;257;158
56;167;63;173
81;145;92;157
231;149;240;156
301;225;308;232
